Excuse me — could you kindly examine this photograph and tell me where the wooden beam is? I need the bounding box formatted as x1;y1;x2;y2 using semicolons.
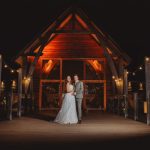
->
22;55;28;81
76;9;119;79
25;37;50;94
54;30;93;34
17;68;22;117
22;52;43;56
72;11;75;30
40;79;106;83
20;7;74;56
40;57;106;61
76;8;130;64
92;34;119;80
27;43;45;78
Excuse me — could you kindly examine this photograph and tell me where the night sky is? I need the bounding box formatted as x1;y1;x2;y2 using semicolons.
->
0;0;150;69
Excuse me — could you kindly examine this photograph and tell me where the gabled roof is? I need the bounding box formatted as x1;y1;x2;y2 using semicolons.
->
14;5;131;64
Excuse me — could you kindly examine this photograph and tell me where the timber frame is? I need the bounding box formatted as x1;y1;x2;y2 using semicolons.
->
14;6;131;112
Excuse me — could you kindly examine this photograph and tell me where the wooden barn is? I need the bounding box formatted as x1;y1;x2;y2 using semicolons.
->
14;6;130;112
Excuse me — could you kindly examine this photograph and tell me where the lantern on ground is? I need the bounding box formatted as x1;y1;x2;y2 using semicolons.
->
12;80;16;90
128;81;132;91
1;81;5;90
139;82;144;90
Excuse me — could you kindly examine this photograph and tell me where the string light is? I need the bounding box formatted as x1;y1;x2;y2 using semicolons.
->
145;57;149;61
11;69;14;73
132;72;136;76
139;66;143;70
4;64;8;68
112;76;115;79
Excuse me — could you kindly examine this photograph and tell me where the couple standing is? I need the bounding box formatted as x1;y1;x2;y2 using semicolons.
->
54;74;84;124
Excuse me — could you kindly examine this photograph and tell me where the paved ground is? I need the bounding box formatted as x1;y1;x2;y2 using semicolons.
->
0;112;150;150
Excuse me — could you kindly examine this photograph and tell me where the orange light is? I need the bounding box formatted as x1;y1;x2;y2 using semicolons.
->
43;60;53;73
87;60;102;72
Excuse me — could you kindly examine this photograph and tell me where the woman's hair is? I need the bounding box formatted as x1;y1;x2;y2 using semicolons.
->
63;76;72;92
65;75;72;83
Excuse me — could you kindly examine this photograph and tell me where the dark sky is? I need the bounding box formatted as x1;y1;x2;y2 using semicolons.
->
0;0;150;68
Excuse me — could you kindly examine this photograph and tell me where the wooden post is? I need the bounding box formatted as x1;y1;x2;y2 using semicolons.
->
39;80;42;110
134;93;138;121
117;95;120;115
124;69;128;118
22;56;28;112
22;56;28;78
59;59;63;107
104;81;107;112
118;59;124;95
18;68;22;117
25;37;49;93
145;57;150;125
0;54;2;95
83;61;87;111
30;76;34;112
8;90;13;120
103;59;106;80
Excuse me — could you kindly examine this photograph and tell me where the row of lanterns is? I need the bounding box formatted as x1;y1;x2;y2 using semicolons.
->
1;80;17;90
128;81;144;91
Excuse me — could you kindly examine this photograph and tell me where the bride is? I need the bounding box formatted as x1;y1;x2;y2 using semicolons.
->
54;76;78;124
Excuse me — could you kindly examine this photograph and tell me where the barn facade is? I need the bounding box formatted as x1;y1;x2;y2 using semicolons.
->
15;6;130;112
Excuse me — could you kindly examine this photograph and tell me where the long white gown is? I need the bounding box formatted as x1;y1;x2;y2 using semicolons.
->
54;83;78;124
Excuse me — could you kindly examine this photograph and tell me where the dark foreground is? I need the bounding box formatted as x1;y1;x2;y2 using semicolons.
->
0;112;150;150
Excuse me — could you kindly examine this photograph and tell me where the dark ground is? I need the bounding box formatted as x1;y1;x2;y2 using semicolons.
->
0;111;150;150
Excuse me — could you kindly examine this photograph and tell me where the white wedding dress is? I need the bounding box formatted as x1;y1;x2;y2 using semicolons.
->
54;83;78;124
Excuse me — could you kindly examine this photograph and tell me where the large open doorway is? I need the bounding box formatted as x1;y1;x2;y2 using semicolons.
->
39;59;106;111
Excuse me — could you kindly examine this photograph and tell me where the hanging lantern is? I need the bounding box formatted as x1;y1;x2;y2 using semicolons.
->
12;80;16;89
139;82;144;90
1;81;5;90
